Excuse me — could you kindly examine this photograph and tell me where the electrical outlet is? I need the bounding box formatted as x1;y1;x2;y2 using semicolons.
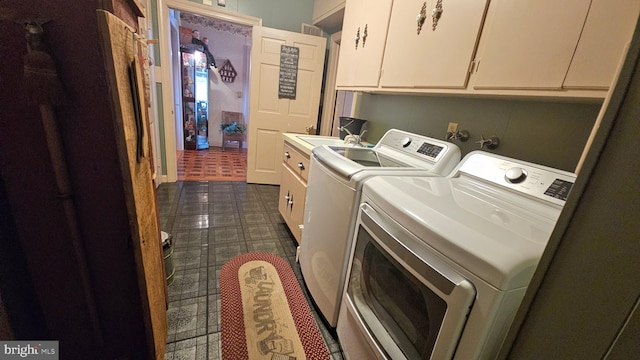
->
217;0;226;6
447;122;459;134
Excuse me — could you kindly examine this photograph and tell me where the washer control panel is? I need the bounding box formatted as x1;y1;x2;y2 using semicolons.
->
457;152;576;206
376;129;453;163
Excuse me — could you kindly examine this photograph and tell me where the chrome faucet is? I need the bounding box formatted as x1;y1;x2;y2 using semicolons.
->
342;128;367;146
339;118;367;146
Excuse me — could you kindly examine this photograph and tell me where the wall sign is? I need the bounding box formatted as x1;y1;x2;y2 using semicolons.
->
279;45;299;99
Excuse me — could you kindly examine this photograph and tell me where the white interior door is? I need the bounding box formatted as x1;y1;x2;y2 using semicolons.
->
247;26;326;184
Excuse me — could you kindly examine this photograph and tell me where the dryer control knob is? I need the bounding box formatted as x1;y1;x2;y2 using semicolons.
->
505;167;527;183
401;137;412;147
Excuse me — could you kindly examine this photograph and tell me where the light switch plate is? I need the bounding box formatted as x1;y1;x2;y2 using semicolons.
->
217;0;226;6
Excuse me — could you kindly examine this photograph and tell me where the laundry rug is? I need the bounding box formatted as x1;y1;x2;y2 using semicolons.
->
220;252;330;360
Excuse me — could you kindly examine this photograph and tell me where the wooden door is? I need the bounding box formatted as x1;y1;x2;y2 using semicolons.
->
247;26;326;184
381;0;489;88
98;11;167;359
473;0;591;90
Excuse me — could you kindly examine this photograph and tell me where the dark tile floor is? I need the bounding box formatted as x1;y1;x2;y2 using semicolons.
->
158;181;343;360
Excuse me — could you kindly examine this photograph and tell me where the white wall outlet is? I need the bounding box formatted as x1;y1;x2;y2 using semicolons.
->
447;122;459;134
217;0;226;6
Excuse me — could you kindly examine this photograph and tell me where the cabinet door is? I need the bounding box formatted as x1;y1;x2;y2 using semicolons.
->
473;0;591;90
287;170;307;243
278;169;293;225
335;0;360;87
381;0;489;89
278;165;307;243
564;0;640;89
336;0;393;87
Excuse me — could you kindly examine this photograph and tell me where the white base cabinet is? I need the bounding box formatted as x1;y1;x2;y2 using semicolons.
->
278;141;311;244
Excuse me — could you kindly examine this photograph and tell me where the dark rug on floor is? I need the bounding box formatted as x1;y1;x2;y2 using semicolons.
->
220;252;330;360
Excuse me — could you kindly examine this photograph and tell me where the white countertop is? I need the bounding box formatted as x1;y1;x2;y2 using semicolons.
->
282;133;372;156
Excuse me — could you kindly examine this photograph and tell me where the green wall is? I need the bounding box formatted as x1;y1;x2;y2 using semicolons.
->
355;93;602;172
185;0;314;33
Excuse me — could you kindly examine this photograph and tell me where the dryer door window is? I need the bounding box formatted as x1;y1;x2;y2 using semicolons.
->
346;204;476;359
355;235;446;359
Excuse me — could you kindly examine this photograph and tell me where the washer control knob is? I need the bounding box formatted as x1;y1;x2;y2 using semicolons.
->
401;137;412;147
505;167;527;183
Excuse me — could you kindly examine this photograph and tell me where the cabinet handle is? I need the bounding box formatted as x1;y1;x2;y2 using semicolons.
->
417;2;427;35
432;0;443;31
355;27;360;49
284;151;291;159
362;24;368;47
297;162;305;170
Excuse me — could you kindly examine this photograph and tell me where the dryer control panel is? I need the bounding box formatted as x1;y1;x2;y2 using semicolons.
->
456;151;576;206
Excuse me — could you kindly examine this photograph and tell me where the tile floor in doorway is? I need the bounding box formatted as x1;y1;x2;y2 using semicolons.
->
158;181;343;360
177;147;247;182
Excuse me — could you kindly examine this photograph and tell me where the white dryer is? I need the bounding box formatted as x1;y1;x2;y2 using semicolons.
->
299;129;461;327
337;151;576;359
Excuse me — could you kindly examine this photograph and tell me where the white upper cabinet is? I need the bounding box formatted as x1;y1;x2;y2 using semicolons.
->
312;0;346;32
564;0;640;89
380;0;489;89
335;0;393;88
473;0;591;90
313;0;346;24
333;0;638;98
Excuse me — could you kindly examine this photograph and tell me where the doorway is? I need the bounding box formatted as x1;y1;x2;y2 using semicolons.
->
170;10;252;181
157;0;261;182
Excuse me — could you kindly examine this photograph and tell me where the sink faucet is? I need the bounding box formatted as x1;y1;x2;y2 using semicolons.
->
342;128;367;146
339;118;367;146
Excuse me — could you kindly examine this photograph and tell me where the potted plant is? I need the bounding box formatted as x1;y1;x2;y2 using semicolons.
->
220;121;246;135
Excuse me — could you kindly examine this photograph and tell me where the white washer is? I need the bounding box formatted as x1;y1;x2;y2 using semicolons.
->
337;151;576;359
299;129;461;327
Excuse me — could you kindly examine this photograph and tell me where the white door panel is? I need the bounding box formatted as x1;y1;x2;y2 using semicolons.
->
254;129;279;171
248;26;326;184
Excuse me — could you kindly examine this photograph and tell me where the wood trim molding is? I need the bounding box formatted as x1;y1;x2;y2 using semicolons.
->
319;32;341;136
156;0;261;181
